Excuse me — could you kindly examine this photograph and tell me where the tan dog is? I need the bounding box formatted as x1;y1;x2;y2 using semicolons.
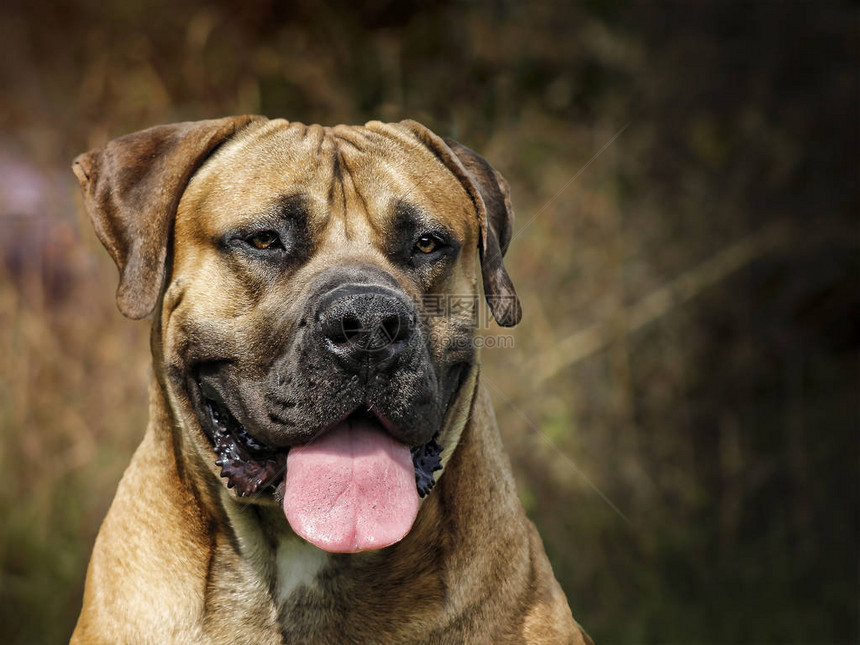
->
70;116;591;644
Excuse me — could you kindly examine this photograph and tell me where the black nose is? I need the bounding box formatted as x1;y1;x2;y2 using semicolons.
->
318;285;414;373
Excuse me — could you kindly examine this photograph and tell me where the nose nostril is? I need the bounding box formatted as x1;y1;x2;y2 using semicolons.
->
323;313;359;344
380;315;399;343
379;313;411;344
341;315;362;343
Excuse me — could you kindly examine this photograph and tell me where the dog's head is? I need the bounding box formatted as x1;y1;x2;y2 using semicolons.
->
73;116;520;553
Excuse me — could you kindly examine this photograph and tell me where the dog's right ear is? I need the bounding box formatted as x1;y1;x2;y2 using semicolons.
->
72;115;265;319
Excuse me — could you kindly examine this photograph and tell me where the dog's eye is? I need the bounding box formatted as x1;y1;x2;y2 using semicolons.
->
414;235;439;254
248;231;281;250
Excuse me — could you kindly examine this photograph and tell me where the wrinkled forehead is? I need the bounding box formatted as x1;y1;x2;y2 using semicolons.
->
179;119;477;237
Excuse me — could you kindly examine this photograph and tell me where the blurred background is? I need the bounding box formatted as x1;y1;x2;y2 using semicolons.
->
0;0;857;642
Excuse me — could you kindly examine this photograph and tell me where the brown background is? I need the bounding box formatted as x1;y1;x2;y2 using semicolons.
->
0;0;857;642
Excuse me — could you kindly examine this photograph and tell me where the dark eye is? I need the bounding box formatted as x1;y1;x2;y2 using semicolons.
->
247;231;281;250
414;235;440;254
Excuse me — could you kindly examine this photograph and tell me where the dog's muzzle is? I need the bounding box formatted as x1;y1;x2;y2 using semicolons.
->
190;277;447;554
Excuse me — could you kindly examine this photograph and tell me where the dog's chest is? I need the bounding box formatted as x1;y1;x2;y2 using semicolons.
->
274;536;329;604
268;537;445;644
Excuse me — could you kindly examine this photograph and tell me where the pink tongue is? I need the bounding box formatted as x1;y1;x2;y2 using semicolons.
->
283;418;419;553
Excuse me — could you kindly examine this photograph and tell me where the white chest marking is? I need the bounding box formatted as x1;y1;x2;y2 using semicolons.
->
275;536;328;604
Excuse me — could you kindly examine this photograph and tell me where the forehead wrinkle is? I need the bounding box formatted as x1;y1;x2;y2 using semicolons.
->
337;149;378;241
333;145;383;242
330;127;371;153
380;155;474;239
362;122;480;232
252;124;338;233
340;127;471;213
181;123;342;238
335;140;474;244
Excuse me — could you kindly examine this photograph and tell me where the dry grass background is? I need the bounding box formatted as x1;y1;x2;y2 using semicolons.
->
0;1;857;642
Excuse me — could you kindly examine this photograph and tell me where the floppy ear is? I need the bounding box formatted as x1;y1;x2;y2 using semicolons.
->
442;138;521;327
72;115;265;319
398;121;521;327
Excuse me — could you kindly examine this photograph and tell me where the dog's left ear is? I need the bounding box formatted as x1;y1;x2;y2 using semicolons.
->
72;115;265;319
399;121;522;327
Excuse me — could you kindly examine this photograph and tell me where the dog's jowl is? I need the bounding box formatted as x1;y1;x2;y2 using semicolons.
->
70;116;592;644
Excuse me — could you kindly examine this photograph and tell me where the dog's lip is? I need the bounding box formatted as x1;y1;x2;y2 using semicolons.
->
196;379;405;452
198;378;229;413
203;394;270;454
281;404;406;450
195;384;285;497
